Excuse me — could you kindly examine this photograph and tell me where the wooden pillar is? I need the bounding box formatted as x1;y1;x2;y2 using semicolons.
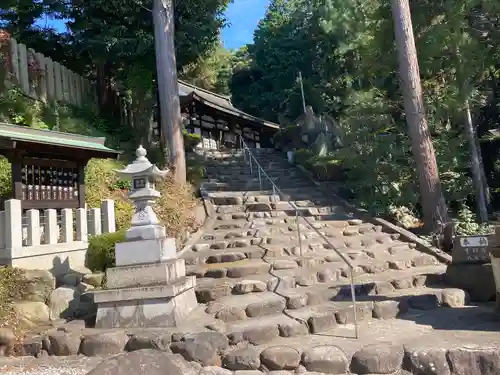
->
77;163;86;208
10;154;23;201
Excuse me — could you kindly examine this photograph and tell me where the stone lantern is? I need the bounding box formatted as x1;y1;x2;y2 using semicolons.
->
93;145;197;328
114;145;169;243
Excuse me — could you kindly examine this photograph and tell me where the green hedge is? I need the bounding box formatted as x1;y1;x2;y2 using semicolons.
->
86;230;126;272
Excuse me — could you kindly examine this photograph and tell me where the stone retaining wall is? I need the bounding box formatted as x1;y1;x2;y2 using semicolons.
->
11;328;500;375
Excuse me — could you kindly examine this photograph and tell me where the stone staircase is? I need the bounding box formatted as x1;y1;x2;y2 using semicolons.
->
181;148;468;347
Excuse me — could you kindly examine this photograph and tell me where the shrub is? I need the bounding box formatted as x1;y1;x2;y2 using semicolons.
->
86;230;126;272
293;148;344;181
0;157;11;198
85;159;135;230
154;176;199;244
186;156;206;190
183;131;202;151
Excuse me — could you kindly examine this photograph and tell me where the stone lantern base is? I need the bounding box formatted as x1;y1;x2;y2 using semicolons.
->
93;241;197;328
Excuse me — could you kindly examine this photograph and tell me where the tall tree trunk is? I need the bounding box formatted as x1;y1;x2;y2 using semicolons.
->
390;0;449;233
475;133;490;208
153;0;186;183
464;99;488;222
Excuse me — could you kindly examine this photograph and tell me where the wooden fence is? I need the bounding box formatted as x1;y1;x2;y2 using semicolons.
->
0;34;95;107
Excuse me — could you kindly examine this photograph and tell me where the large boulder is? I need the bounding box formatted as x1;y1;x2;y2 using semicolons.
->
47;331;81;356
444;264;495;302
350;343;404;374
260;346;301;371
12;301;50;328
223;347;261;370
170;341;221;366
86;350;202;375
182;332;229;354
403;346;450;375
79;331;129;356
0;327;15;355
446;347;500;375
125;331;172;352
48;286;80;320
301;345;348;374
23;270;55;303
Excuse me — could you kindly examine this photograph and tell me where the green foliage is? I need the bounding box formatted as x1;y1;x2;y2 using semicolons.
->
294;148;344;181
455;205;493;235
180;45;238;95
228;0;500;226
0;88;49;129
186;157;207;190
86;230;126;272
0;157;11;198
183;131;202;152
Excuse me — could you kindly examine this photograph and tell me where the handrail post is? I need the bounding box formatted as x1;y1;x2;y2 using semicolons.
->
351;271;359;339
296;210;303;257
258;167;262;191
249;154;253;175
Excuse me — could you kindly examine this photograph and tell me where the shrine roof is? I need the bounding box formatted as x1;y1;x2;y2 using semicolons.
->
178;80;280;130
0;122;120;157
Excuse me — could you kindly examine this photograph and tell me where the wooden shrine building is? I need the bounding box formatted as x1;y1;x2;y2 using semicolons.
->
179;81;280;149
0;123;120;209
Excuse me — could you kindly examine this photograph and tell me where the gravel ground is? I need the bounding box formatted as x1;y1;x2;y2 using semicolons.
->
0;356;105;375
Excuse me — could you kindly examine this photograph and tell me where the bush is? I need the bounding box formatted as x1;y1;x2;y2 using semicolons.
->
85;158;135;230
86;230;126;272
293;148;344;181
186;155;207;190
183;131;202;151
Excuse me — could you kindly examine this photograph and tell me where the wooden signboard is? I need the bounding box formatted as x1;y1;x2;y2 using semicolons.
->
452;234;496;264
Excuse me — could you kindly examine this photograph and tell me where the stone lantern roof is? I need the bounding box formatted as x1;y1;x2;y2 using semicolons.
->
114;145;170;180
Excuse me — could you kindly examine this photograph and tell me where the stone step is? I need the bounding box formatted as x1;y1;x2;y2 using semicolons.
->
211;217;301;230
197;222;342;242
187;236;399;265
214;202;345;215
184;232;417;267
205;165;299;174
206;291;286;320
224;314;309;345
279;265;447;310
203;181;315;192
214;174;307;184
191;228;397;255
211;285;465;345
187;258;272;279
285;285;463;333
192;257;445;303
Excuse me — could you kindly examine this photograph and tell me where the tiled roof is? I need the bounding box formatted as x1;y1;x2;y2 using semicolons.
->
178;80;280;130
0;122;120;156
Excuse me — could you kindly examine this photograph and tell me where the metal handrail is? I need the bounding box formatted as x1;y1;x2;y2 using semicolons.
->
238;136;359;339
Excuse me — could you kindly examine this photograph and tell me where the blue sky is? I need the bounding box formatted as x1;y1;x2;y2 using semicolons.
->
37;0;269;49
221;0;270;49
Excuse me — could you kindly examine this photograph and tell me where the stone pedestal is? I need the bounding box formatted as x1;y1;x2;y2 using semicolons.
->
94;251;197;328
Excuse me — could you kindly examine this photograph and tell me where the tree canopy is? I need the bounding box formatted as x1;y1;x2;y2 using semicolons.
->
228;0;500;226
